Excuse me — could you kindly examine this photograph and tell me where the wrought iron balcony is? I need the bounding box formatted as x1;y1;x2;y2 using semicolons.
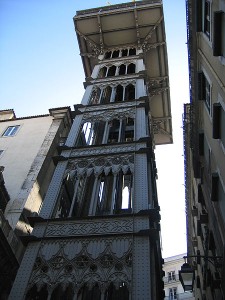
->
164;292;194;299
163;274;180;284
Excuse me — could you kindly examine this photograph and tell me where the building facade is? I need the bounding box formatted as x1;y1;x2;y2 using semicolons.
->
163;254;194;300
0;108;72;298
0;108;72;234
184;0;225;299
9;1;172;299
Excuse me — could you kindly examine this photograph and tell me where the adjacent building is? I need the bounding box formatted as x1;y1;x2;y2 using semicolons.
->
184;0;225;298
0;108;73;233
0;108;73;298
163;253;194;300
9;1;172;299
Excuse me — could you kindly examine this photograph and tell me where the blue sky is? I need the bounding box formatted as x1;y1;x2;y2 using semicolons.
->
0;0;189;258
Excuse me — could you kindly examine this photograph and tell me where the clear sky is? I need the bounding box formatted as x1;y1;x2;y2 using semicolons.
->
0;0;189;258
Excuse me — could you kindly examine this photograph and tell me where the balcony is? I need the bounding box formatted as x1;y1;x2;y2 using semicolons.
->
163;274;180;284
164;292;194;299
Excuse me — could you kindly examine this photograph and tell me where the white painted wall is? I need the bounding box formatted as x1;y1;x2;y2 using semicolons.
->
0;116;53;224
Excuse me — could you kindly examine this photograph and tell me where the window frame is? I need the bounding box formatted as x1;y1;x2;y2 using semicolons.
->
168;270;176;282
203;0;212;40
198;70;212;115
169;287;177;300
2;125;20;137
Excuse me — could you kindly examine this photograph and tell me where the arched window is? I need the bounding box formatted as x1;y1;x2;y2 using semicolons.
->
51;284;73;300
76;119;106;148
98;66;107;78
118;64;126;75
77;283;101;300
114;170;133;213
125;84;135;101
129;48;136;56
55;174;75;218
71;173;96;218
96;173;114;216
25;284;48;300
124;118;134;142
127;63;135;74
112;50;120;58
95;169;133;216
108;119;120;143
114;85;124;102
122;49;128;57
105;51;112;59
101;86;112;104
107;65;116;77
104;282;129;300
89;87;101;105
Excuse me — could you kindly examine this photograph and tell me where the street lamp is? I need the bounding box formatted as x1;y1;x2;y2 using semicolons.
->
179;254;223;293
179;262;195;292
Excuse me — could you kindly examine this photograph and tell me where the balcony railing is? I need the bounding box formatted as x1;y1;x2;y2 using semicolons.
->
163;274;180;284
164;292;194;299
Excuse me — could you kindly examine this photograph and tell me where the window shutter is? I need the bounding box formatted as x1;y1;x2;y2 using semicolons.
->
196;0;203;32
198;184;204;204
212;103;221;139
197;72;206;100
213;11;223;56
211;173;219;202
199;132;204;156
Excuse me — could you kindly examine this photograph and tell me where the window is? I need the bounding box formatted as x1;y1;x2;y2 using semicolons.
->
104;282;129;300
212;103;221;139
169;287;177;300
104;48;136;59
212;102;225;148
198;72;211;113
55;168;133;218
114;84;136;102
98;63;136;79
213;11;225;57
76;121;105;146
203;0;211;39
107;118;134;143
218;176;225;222
2;125;20;137
205;78;211;112
168;271;176;282
220;106;225;147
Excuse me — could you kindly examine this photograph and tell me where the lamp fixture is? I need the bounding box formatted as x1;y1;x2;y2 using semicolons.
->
179;253;223;292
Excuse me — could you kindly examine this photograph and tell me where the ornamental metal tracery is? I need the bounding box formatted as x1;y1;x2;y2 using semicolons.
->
26;238;132;296
67;154;134;177
82;107;135;123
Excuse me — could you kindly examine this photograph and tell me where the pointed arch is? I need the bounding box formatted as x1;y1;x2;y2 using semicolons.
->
107;65;116;77
125;84;135;101
77;283;101;300
25;284;48;300
98;66;107;78
129;48;136;56
112;50;119;58
118;64;126;75
104;282;129;300
121;49;128;57
127;63;135;74
114;85;124;102
104;51;112;59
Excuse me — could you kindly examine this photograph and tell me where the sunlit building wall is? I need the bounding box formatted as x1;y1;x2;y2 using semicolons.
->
184;0;225;298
